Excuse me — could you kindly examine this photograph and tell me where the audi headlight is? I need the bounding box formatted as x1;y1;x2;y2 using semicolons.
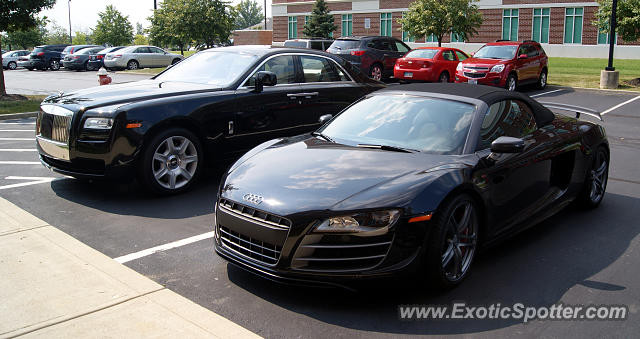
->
490;64;505;73
456;63;463;71
313;210;400;234
83;117;113;130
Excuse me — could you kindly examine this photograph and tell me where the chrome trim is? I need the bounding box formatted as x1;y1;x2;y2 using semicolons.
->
293;254;386;261
300;241;392;249
218;227;281;266
218;203;290;230
226;122;320;138
37;136;70;161
237;52;356;89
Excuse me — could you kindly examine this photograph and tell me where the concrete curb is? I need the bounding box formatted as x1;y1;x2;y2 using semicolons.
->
0;112;38;121
549;85;640;95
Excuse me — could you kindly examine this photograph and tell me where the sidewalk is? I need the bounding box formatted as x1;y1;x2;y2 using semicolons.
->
0;197;260;339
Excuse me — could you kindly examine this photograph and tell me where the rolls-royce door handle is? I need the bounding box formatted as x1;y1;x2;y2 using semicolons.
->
287;92;319;99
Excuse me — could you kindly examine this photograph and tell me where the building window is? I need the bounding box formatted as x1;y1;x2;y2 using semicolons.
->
425;34;436;42
532;8;549;43
341;14;352;37
288;16;297;39
502;9;519;41
598;27;617;44
381;13;392;37
564;8;583;44
451;32;464;43
401;13;414;42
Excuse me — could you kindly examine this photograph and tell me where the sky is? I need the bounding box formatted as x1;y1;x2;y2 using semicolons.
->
41;0;272;34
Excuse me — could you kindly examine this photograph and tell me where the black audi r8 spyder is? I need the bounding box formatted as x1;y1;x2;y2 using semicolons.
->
214;83;609;289
35;46;384;194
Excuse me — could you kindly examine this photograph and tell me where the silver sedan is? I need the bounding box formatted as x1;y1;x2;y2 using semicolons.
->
103;45;183;70
2;50;31;70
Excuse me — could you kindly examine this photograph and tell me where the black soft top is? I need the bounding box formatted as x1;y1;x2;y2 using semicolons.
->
380;83;555;127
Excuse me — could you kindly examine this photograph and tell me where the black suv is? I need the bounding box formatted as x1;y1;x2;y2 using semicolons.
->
26;44;69;71
327;36;410;81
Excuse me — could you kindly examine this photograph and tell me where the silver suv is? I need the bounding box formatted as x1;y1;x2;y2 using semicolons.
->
103;45;184;70
283;38;334;51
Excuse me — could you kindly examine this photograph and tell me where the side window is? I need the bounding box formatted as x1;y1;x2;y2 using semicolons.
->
300;55;348;82
476;100;538;150
455;51;467;61
517;45;529;58
384;40;397;51
395;41;409;53
244;55;296;86
442;50;456;61
310;41;323;50
527;45;539;57
150;47;165;54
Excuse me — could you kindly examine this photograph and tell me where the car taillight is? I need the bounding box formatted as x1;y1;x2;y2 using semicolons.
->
72;56;80;59
37;52;44;56
350;50;366;56
97;55;104;59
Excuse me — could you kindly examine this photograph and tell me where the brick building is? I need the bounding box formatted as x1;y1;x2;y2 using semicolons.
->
272;0;640;58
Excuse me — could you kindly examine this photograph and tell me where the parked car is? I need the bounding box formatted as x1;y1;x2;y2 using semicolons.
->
327;36;410;81
214;83;609;289
103;45;184;70
60;45;100;61
394;47;468;83
87;46;125;70
17;55;31;69
62;46;106;71
36;46;385;194
455;40;548;91
2;50;31;70
283;38;334;51
25;44;69;71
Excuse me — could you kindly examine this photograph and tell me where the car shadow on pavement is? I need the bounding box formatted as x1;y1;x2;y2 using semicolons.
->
225;191;638;335
48;167;225;220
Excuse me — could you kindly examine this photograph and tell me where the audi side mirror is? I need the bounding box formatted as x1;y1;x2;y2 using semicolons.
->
319;114;333;124
491;136;525;153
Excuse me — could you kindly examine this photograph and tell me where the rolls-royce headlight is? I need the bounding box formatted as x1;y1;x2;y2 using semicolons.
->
313;210;400;234
83;117;113;130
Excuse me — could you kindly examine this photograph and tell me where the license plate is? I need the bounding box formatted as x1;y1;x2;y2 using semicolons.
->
468;79;478;85
404;72;413;78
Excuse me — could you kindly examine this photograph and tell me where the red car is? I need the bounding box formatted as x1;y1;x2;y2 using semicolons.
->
394;47;468;82
455;40;548;91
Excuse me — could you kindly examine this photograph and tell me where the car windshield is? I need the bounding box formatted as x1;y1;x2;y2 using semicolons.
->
329;40;360;50
154;51;259;87
473;45;517;59
320;94;476;155
405;49;438;59
76;48;97;55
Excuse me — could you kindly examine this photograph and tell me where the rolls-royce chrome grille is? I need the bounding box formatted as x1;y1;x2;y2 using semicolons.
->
219;198;291;230
37;105;73;143
218;226;282;266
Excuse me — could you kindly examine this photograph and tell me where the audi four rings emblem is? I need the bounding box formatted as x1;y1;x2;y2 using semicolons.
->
243;193;264;205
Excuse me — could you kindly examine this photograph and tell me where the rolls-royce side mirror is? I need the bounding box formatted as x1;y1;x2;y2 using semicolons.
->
490;136;525;153
253;71;277;93
319;114;333;124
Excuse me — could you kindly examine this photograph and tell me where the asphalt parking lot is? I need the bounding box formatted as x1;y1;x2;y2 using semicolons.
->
1;73;639;337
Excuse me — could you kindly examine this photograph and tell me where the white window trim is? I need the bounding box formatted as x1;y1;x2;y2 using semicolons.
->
288;16;298;39
563;7;584;45
380;12;392;37
531;8;550;43
501;8;519;41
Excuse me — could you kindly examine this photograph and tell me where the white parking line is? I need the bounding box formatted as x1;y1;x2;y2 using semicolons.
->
0;122;35;125
0;176;57;190
0;138;35;141
0;149;37;152
0;130;34;132
114;231;215;264
601;95;640;115
530;89;564;98
0;161;40;165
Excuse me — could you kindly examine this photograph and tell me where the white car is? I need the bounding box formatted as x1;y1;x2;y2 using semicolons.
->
103;45;183;70
2;50;31;70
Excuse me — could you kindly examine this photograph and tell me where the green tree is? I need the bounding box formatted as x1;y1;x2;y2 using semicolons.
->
134;34;149;45
149;0;235;53
234;0;263;30
72;31;91;45
46;21;70;45
303;0;336;38
93;5;134;46
0;0;55;96
5;18;48;50
398;0;482;47
594;0;640;42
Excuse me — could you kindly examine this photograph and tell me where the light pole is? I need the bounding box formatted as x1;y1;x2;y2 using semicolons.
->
264;0;267;30
605;0;618;71
68;0;72;43
154;0;157;10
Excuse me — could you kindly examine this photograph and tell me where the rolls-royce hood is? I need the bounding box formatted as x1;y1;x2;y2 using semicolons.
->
221;136;462;216
42;80;224;109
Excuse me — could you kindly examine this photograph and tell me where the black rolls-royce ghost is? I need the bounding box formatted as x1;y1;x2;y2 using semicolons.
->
215;83;609;289
36;46;384;194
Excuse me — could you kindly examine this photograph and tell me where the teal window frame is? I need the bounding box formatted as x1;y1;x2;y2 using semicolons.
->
288;16;297;39
425;34;436;43
380;13;392;37
564;7;583;44
598;27;617;45
451;32;464;43
341;14;352;37
401;13;414;42
502;9;519;41
532;8;550;43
